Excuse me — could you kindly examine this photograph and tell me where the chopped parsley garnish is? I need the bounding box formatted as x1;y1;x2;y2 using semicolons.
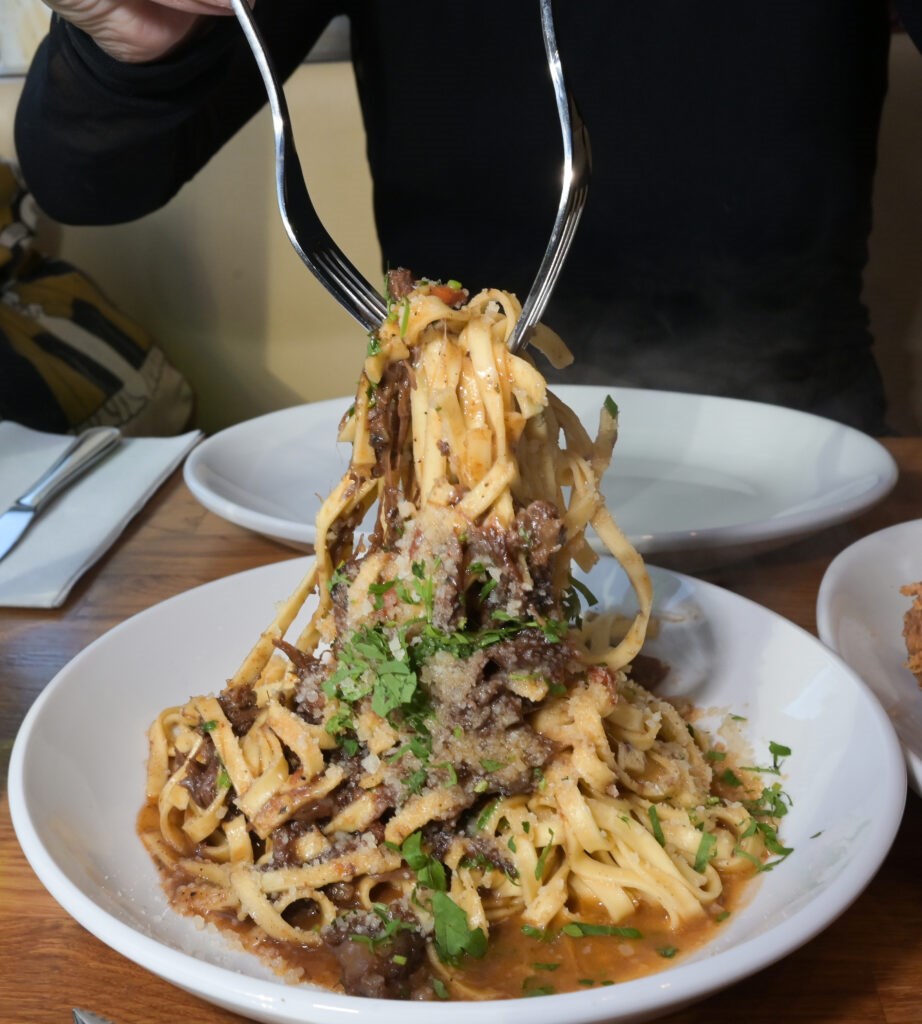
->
534;829;555;879
523;983;555;997
404;767;428;794
562;922;643;939
200;719;217;733
390;832;488;964
431;891;487;964
476;800;498;830
521;924;555;941
742;740;792;775
398;831;447;891
693;831;717;873
399;297;411;336
561;575;598;627
657;945;679;958
324;706;355;743
603;394;619;418
327;564;350;592
648;804;665;846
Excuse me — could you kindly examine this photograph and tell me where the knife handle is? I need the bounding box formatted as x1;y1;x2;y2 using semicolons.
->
17;426;122;512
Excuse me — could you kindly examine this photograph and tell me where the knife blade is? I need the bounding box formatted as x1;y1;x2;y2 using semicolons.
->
0;425;121;563
73;1009;119;1024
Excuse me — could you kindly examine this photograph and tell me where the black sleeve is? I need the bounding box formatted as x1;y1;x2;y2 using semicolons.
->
14;4;346;226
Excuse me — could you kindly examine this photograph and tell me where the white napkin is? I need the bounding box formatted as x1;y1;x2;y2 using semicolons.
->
0;422;201;608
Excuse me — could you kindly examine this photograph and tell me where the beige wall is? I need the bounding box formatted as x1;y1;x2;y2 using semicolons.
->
3;34;922;435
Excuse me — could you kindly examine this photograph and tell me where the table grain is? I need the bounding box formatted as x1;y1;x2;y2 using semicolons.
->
2;440;921;1024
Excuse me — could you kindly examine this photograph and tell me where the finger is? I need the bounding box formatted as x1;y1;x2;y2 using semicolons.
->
147;0;237;14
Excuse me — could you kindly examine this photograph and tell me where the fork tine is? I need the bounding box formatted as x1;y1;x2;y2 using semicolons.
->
232;0;387;334
507;0;591;355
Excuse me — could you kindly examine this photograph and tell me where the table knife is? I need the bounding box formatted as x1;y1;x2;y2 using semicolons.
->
73;1010;119;1024
0;425;121;563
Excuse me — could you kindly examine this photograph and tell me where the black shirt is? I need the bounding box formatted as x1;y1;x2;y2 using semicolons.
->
15;2;922;434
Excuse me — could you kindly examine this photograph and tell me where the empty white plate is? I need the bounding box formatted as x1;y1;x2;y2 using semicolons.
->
184;387;896;567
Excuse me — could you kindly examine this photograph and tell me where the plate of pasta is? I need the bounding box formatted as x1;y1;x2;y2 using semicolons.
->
9;557;906;1023
817;519;922;796
183;386;896;567
11;277;906;1023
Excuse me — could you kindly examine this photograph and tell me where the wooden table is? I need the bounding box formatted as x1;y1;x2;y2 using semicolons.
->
2;442;921;1024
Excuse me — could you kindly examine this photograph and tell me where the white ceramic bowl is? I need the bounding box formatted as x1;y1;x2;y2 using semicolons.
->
10;558;906;1024
817;518;922;795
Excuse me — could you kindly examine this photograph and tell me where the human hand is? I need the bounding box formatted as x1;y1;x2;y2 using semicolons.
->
39;0;244;64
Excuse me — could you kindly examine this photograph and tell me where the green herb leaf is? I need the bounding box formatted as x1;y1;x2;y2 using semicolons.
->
693;831;717;873
534;829;555;880
431;891;487;964
562;922;643;939
400;832;447;891
648;804;665;846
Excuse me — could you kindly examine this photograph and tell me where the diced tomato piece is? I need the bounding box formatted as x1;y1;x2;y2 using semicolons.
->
429;284;467;307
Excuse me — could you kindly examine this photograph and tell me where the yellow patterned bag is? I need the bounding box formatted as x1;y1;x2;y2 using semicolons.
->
0;162;193;436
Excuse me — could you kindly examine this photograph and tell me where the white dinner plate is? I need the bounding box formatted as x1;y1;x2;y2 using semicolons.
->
10;558;906;1024
817;519;922;796
183;387;897;568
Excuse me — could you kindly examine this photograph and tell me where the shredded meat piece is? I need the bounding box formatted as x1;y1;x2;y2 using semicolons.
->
629;653;670;689
386;267;415;300
326;482;369;567
217;686;259;736
462;501;565;622
423;824;516;876
511;501;565;612
180;741;220;808
324;907;428;999
487;630;577;678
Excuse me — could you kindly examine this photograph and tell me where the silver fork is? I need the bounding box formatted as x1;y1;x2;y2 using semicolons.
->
233;0;587;344
231;0;388;332
507;0;592;354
